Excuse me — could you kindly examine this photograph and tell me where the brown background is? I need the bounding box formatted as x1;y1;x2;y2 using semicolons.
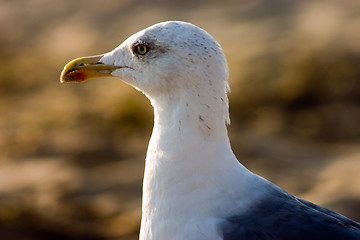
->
0;0;360;239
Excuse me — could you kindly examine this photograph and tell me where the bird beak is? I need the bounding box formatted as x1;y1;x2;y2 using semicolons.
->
60;55;117;83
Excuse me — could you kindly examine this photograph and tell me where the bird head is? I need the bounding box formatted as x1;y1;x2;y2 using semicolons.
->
60;21;229;100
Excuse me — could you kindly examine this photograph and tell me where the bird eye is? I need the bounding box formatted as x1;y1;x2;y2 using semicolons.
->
135;44;149;55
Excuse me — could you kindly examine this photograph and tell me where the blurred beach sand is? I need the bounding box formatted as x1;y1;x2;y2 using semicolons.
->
0;0;360;239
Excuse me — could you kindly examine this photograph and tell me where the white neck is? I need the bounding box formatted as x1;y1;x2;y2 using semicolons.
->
139;90;262;240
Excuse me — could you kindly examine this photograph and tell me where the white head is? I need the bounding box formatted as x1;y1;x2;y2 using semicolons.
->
61;21;230;131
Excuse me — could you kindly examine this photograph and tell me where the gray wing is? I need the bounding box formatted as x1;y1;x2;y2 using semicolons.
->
220;188;360;240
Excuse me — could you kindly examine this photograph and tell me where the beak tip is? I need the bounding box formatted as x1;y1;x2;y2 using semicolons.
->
60;71;68;83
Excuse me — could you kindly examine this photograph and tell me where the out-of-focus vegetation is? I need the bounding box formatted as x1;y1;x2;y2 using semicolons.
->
0;0;359;239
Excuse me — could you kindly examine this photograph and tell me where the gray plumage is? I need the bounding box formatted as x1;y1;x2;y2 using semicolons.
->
221;186;360;240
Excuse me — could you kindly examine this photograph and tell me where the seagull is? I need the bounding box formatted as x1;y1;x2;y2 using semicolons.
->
60;21;360;240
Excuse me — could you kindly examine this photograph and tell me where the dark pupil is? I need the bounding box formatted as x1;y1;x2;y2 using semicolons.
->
139;46;145;53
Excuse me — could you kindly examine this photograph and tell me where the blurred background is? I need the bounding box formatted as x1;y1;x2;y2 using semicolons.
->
1;0;360;239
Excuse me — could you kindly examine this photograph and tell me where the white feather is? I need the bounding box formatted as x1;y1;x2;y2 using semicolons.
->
100;21;269;240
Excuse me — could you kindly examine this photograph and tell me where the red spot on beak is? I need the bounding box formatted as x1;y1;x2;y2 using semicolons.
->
65;70;87;82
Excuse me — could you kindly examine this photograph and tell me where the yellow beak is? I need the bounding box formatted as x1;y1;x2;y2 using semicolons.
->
60;55;117;83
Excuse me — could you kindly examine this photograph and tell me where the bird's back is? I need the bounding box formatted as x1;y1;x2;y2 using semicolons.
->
221;186;360;240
